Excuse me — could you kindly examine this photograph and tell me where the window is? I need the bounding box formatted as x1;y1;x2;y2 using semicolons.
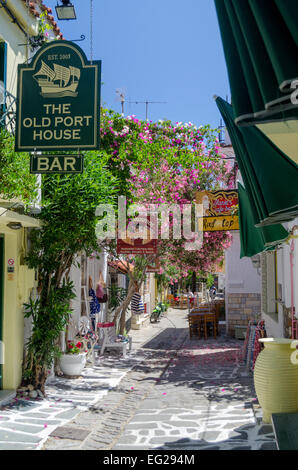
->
110;272;118;286
0;42;7;118
0;42;6;84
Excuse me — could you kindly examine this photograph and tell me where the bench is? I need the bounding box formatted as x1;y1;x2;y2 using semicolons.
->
272;412;298;450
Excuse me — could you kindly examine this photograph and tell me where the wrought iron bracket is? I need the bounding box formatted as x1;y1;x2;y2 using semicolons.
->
69;34;86;42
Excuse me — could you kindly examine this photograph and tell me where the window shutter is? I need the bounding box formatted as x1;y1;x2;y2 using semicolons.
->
261;252;276;315
261;253;267;314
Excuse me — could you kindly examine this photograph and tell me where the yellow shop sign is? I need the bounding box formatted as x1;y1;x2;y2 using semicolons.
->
198;216;239;232
196;190;239;232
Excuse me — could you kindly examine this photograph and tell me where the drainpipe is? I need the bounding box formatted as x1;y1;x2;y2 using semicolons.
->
0;0;30;40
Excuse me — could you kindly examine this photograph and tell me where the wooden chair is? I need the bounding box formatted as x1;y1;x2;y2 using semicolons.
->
204;313;217;340
167;294;175;307
179;297;188;309
213;302;221;334
191;306;211;315
188;314;204;339
193;294;200;308
187;294;195;313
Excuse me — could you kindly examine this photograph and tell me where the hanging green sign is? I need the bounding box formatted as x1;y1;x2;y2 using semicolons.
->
15;40;101;152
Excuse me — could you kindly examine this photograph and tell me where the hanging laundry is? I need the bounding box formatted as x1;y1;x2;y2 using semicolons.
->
131;292;144;315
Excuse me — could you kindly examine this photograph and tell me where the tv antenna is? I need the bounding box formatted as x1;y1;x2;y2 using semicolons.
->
128;99;167;121
116;88;126;115
116;90;167;120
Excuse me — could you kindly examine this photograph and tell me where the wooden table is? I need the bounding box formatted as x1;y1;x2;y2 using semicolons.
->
188;310;217;340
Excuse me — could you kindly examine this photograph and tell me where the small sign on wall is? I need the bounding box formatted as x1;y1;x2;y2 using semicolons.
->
7;258;15;280
30;154;83;174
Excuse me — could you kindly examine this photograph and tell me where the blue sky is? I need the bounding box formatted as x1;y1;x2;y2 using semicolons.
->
45;0;230;128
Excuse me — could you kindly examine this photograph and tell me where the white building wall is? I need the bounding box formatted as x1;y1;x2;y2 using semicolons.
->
225;231;261;336
225;232;261;294
0;0;56;97
264;219;298;338
117;273;126;289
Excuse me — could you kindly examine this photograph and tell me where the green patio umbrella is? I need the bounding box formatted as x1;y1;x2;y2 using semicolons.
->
238;183;289;258
216;97;298;226
214;0;298;127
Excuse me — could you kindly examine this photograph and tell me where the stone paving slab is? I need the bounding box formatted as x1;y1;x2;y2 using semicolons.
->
0;356;139;449
50;426;91;440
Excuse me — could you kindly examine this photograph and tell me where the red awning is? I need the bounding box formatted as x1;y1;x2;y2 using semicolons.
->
108;260;134;274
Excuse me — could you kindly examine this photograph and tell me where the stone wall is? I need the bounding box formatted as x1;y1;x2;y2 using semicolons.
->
227;293;261;337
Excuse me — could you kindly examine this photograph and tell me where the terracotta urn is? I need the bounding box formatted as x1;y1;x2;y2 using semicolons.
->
254;338;298;423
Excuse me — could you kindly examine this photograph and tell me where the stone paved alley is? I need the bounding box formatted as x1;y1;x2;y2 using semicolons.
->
0;308;276;450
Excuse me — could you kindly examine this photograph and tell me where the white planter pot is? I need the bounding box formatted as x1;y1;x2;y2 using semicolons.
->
59;352;86;376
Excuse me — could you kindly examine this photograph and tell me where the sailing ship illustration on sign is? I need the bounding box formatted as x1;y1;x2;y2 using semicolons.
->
34;61;81;98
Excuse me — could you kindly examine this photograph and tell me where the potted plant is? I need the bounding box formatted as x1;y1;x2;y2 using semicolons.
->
59;340;87;377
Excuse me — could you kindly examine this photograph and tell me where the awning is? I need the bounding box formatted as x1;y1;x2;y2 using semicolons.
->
214;0;298;127
238;183;289;258
0;208;41;228
108;260;134;274
216;97;298;226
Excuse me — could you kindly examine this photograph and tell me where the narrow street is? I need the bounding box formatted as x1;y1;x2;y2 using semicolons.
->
42;309;275;451
0;310;276;451
1;0;297;454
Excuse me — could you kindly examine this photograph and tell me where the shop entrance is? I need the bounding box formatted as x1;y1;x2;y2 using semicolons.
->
0;236;3;390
